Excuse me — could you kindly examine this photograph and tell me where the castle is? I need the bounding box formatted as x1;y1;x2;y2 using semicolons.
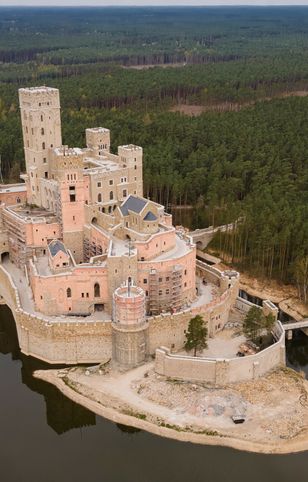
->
0;86;285;381
5;86;196;317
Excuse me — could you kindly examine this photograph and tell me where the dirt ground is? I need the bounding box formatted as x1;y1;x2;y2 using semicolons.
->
35;362;308;454
181;311;246;359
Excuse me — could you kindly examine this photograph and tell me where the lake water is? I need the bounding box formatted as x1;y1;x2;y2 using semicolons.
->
1;304;308;482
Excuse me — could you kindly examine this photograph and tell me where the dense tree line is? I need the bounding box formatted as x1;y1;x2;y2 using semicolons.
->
0;6;307;295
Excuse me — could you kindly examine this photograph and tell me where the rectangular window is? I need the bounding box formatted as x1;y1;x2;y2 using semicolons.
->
143;279;147;284
109;180;113;185
97;182;101;187
70;194;76;202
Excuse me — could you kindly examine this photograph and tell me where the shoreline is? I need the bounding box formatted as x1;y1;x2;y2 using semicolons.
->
34;367;308;455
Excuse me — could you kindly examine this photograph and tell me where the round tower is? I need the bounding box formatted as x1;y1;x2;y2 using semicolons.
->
112;279;148;367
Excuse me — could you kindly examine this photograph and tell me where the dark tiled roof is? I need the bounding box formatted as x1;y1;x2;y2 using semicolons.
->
48;240;67;257
143;211;157;221
120;195;147;216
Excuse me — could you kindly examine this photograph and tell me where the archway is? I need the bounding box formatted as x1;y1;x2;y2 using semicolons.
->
1;252;9;263
91;217;98;225
94;283;100;298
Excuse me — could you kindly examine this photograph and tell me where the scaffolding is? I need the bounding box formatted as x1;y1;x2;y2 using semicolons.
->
83;235;103;262
2;209;27;267
148;265;183;315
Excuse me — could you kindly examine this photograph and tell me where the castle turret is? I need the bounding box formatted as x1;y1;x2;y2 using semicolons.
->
19;86;62;205
86;127;110;155
112;279;148;366
118;145;143;197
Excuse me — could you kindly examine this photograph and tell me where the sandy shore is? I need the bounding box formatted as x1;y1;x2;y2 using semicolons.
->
34;364;308;455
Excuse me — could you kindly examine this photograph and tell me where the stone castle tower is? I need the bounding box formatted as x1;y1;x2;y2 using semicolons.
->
50;146;86;264
112;279;148;367
86;127;110;155
19;86;62;205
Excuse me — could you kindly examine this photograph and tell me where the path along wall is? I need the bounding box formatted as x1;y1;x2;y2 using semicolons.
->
155;321;286;386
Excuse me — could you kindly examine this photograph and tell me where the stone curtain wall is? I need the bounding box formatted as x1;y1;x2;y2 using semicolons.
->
235;297;258;313
0;261;238;364
147;286;236;354
0;265;112;364
196;261;222;287
155;321;286;386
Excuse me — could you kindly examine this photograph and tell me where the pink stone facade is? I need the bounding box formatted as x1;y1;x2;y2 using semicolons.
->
0;86;197;320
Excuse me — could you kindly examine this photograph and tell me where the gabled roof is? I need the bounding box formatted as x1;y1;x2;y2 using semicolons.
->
120;195;148;216
48;240;68;258
143;211;157;221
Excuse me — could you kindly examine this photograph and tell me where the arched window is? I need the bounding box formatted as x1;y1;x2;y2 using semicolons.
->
67;288;72;298
94;283;100;298
109;191;113;200
98;193;102;203
16;197;21;204
42;142;46;150
41;128;44;135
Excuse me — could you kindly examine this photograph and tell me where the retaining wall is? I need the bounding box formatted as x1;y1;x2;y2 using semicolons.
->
155;321;286;386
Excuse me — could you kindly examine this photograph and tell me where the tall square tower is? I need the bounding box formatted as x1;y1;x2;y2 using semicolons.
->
19;86;62;205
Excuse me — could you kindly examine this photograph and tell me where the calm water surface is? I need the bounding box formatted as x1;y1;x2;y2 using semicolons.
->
1;305;308;482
